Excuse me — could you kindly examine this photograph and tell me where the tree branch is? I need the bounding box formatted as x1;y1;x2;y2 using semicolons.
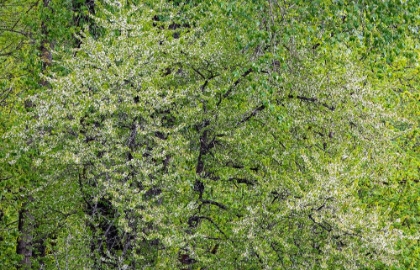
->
238;104;266;124
199;199;227;210
217;68;253;105
229;177;257;186
287;94;335;111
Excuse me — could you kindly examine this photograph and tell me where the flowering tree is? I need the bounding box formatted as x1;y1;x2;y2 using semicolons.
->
2;0;419;269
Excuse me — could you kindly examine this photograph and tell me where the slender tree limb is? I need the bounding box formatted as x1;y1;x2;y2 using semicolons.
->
287;94;335;111
238;104;266;124
217;68;253;106
199;199;227;210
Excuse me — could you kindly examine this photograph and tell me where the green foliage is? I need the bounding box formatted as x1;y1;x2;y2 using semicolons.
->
0;0;101;269
1;0;419;269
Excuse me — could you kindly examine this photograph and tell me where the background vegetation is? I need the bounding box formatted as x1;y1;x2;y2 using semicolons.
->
1;0;419;269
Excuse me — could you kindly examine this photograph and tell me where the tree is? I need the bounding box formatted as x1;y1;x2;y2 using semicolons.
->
0;0;98;269
2;0;419;269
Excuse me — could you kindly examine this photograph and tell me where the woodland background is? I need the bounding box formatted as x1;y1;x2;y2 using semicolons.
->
0;0;419;269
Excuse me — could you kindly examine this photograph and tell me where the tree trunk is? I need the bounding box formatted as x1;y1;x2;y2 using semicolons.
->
40;0;52;86
16;202;34;269
16;1;52;267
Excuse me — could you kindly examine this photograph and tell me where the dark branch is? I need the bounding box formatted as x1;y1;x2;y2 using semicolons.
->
199;199;227;210
308;214;332;232
200;80;208;92
218;68;253;105
191;66;206;80
288;94;335;111
225;161;244;169
188;216;228;239
238;104;266;124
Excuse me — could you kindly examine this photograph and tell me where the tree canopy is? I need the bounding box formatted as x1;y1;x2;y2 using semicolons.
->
1;0;419;269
